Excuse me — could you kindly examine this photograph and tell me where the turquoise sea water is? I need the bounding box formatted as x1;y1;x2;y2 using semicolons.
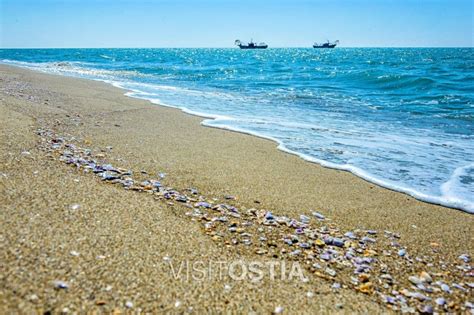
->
1;48;473;213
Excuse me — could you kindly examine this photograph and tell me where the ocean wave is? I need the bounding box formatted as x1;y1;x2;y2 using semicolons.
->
1;48;473;214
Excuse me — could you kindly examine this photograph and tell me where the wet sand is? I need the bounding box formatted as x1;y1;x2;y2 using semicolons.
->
0;64;472;313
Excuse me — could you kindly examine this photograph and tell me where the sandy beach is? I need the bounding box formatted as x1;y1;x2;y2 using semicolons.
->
1;64;472;313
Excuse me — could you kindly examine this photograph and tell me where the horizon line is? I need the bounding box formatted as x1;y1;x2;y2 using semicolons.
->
1;46;473;49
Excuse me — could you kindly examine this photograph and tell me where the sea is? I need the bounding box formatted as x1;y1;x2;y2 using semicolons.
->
1;48;473;213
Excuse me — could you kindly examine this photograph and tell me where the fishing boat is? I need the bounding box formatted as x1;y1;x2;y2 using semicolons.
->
313;40;339;49
235;39;268;49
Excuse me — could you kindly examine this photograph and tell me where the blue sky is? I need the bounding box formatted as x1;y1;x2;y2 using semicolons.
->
1;0;472;48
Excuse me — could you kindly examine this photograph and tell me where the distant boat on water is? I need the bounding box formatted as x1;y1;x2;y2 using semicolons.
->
235;39;268;49
313;40;339;49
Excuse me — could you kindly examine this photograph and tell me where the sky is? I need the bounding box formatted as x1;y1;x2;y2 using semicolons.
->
0;0;472;48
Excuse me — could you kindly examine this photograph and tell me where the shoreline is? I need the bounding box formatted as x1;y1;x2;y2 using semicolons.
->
1;64;472;313
3;61;472;214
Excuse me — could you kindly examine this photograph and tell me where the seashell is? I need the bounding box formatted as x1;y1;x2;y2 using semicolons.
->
265;212;275;220
289;250;301;256
299;242;311;249
358;273;370;283
312;212;325;220
419;271;432;283
70;204;81;210
409;276;422;285
417;304;433;314
100;171;119;180
325;268;336;277
411;292;429;301
435;297;446;306
358;282;373;294
361;236;376;243
440;283;451;293
175;195;187;202
332;282;341;289
300;214;310;224
332;238;345;247
195;201;211;208
320;252;331;261
458;254;470;263
344;231;357;239
452;283;466;291
53;280;69;289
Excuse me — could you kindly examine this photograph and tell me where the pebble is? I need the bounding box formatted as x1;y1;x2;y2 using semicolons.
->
398;249;407;257
175;300;182;308
273;306;284;314
125;301;134;308
306;291;314;298
70;250;80;256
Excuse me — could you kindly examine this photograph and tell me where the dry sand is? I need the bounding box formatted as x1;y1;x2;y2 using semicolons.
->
0;65;472;313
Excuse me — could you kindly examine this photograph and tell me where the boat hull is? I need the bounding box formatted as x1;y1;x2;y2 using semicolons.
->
239;45;268;49
313;45;336;49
